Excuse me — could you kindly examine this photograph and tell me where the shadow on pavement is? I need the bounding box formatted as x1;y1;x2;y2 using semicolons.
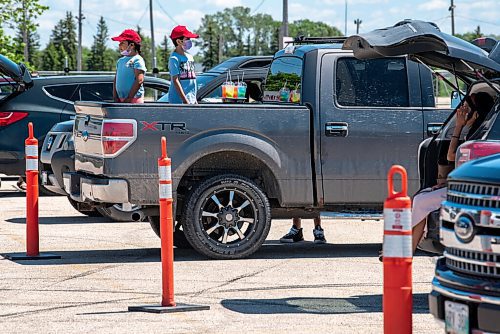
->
221;293;429;314
6;216;111;224
254;241;382;259
2;242;436;265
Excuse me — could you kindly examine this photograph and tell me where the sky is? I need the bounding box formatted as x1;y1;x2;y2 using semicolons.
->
9;0;500;54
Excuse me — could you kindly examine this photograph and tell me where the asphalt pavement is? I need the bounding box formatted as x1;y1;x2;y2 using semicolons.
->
0;179;444;333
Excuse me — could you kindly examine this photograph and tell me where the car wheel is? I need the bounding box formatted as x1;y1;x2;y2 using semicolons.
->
180;174;271;260
67;198;102;217
148;216;192;249
97;203;144;222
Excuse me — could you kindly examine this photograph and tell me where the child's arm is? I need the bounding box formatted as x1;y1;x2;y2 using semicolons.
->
125;69;145;102
172;75;189;104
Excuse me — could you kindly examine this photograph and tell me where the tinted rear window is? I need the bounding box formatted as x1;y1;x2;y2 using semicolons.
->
336;57;409;107
74;83;114;102
44;84;79;101
263;56;302;103
0;82;17;101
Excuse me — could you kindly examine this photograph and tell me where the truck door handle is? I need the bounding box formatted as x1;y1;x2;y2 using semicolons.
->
427;122;443;137
325;122;348;137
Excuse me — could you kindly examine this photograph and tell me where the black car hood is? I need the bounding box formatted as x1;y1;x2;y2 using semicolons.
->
449;153;500;184
0;54;33;87
343;20;500;78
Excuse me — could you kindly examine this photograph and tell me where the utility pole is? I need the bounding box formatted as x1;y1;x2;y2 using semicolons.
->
354;18;362;34
149;0;157;98
449;0;455;35
77;0;83;71
150;0;157;71
344;0;348;36
279;0;288;49
22;0;29;63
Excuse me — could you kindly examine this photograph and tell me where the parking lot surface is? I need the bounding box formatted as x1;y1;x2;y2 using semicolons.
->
0;179;443;333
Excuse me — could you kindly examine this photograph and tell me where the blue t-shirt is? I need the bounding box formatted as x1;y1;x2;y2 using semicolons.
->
168;52;197;104
115;55;147;99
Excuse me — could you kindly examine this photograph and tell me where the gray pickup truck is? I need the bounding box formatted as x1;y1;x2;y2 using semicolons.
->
67;37;450;259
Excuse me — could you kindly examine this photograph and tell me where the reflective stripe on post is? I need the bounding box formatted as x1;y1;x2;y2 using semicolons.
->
383;165;412;334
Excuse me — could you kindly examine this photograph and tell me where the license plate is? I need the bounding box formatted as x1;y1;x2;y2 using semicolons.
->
445;301;469;334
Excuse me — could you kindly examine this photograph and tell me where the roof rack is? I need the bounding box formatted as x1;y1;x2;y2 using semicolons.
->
290;35;348;45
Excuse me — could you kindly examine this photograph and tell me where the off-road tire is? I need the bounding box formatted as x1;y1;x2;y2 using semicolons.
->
180;174;271;260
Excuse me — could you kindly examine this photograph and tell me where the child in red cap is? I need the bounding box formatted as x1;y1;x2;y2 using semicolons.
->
167;25;198;104
111;29;147;103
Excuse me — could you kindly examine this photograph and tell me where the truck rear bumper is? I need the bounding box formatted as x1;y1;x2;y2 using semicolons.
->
63;172;129;204
430;277;500;333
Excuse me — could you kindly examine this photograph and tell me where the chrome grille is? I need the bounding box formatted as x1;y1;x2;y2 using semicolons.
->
445;247;500;279
447;182;500;209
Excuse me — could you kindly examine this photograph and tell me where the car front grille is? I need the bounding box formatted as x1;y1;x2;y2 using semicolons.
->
445;247;500;279
447;182;500;209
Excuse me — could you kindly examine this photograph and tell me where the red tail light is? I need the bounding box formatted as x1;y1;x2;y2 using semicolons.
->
456;141;500;167
0;112;28;127
101;120;136;156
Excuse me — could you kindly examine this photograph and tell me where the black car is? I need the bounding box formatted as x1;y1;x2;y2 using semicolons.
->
0;54;170;177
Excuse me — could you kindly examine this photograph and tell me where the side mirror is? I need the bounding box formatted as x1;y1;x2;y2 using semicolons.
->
450;91;462;109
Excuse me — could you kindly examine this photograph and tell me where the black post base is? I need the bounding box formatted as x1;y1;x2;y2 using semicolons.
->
2;252;61;261
128;303;210;314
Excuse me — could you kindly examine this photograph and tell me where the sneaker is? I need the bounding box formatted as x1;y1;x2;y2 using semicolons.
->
280;226;304;243
313;226;326;244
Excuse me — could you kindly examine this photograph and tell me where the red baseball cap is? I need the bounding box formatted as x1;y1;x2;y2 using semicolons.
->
111;29;141;44
170;25;199;40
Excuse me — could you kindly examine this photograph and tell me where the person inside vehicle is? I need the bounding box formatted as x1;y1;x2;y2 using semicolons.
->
111;29;147;103
379;91;494;261
410;92;494;252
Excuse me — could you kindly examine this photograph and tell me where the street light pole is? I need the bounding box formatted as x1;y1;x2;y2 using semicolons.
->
354;18;362;34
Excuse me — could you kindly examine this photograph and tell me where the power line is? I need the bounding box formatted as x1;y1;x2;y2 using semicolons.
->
455;15;500;27
154;0;179;26
252;0;266;14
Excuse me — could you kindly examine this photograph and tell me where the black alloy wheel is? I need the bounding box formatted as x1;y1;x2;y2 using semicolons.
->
181;174;271;259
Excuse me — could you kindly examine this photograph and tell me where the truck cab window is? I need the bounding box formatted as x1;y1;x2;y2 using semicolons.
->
335;58;409;107
263;56;302;103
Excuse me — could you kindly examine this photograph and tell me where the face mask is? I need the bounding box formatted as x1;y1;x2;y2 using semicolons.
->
183;40;193;51
120;43;133;56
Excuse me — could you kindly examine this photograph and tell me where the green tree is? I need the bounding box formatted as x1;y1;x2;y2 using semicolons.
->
4;0;48;64
40;11;77;70
157;35;171;71
289;19;342;38
14;27;40;65
86;17;114;71
136;26;151;70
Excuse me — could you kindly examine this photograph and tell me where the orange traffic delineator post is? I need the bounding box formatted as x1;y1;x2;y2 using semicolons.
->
128;137;209;313
383;165;412;334
4;123;60;261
